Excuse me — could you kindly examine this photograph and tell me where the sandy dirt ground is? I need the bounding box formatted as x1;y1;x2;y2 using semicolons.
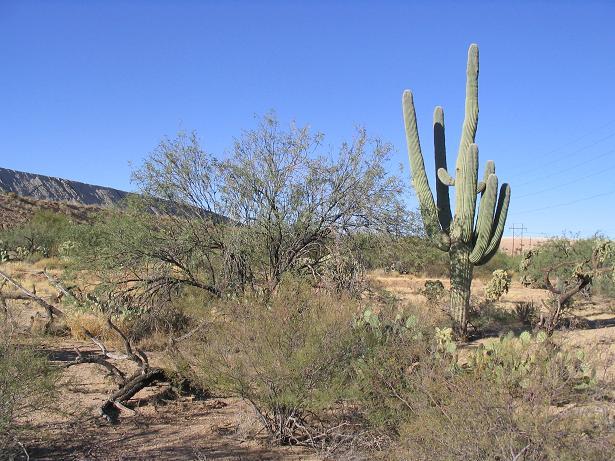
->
13;335;322;461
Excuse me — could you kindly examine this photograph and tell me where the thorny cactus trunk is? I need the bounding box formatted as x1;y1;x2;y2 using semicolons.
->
402;44;511;338
449;242;473;333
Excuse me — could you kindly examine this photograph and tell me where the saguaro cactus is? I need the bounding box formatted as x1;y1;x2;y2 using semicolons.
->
402;44;511;337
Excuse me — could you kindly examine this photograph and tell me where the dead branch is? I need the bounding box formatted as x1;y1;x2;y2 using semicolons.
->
65;321;167;422
65;347;126;385
0;269;64;319
41;270;81;304
82;328;129;360
106;316;145;369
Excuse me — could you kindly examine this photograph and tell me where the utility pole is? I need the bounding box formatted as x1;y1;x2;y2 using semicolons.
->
509;224;515;256
519;224;527;254
508;223;526;255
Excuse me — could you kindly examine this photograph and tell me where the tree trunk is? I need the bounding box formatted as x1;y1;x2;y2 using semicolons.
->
449;242;473;338
100;368;166;422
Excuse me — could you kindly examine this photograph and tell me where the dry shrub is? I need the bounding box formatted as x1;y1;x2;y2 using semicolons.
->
64;311;115;340
514;301;538;326
32;257;70;271
190;278;366;446
468;298;520;336
0;324;57;455
367;331;614;460
128;301;192;342
394;374;612;461
186;281;448;451
396;375;524;460
171;274;612;458
63;308;141;351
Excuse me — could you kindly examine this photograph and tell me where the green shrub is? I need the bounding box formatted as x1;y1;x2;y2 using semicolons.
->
0;210;74;260
57;240;77;258
473;250;518;279
359;235;449;277
0;328;57;453
519;236;615;298
191;278;365;445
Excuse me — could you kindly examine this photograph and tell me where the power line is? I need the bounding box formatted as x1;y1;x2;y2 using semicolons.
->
507;121;615;175
515;162;615;199
513;146;615;188
510;189;615;215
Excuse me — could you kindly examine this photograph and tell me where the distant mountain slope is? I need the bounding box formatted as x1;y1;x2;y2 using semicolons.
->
0;192;102;230
0;166;129;206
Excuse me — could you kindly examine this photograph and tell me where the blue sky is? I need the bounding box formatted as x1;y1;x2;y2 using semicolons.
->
1;0;614;237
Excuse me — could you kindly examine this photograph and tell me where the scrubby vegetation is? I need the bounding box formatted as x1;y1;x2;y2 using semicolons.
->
0;323;57;455
519;236;615;333
0;210;74;261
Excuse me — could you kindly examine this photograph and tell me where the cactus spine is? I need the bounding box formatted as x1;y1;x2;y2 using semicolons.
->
402;44;511;337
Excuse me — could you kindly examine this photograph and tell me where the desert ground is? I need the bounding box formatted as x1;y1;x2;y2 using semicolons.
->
4;262;614;460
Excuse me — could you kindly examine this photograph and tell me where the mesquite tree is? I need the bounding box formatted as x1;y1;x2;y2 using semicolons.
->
402;44;511;337
128;115;407;296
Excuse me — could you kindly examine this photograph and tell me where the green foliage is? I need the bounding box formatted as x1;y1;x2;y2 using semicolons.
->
520;236;615;297
473;250;518;279
484;269;512;301
57;240;76;258
192;278;364;444
0;210;74;260
434;326;457;356
129;118;407;296
0;328;57;452
467;331;596;394
358;234;449;277
70;116;408;314
354;305;425;343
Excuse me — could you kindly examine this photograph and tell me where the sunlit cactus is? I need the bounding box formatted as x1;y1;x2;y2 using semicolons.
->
402;43;511;337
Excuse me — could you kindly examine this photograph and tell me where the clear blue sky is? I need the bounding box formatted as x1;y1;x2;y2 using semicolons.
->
1;0;614;237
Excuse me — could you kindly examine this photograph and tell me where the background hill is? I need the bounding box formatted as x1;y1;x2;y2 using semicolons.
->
0;166;129;206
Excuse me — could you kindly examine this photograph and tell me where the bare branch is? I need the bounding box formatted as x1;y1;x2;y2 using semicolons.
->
0;269;64;319
65;347;126;385
105;316;144;368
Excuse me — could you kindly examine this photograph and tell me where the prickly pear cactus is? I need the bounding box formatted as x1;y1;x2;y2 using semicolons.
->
402;44;511;336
